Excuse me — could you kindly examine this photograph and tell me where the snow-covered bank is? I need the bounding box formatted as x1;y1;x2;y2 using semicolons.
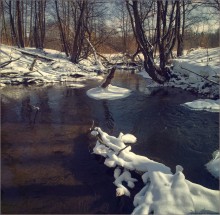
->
206;150;220;179
169;47;220;99
91;127;220;215
137;47;219;99
0;45;104;86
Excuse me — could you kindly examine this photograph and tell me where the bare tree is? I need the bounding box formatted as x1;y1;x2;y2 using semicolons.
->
126;0;187;83
70;0;87;63
54;0;69;56
16;0;24;48
33;0;46;49
8;0;19;47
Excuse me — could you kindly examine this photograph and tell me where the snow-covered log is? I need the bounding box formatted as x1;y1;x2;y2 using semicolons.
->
90;127;220;214
16;49;54;61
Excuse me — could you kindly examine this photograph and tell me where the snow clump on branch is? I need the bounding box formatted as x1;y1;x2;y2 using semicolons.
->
91;127;220;215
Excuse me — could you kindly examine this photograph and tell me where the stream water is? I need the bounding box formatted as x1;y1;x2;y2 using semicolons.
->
1;71;219;214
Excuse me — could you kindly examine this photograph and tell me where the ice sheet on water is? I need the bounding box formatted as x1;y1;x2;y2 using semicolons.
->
86;85;131;100
182;99;220;112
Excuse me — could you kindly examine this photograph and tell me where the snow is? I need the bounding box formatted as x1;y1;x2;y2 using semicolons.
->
137;70;152;79
0;45;104;86
91;127;220;215
182;99;220;112
136;47;220;112
66;83;85;88
121;134;137;144
206;150;220;179
86;85;131;100
168;47;220;99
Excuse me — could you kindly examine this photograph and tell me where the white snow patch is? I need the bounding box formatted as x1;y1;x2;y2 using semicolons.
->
86;85;131;100
91;127;220;215
169;47;220;98
206;150;220;179
137;70;152;79
121;134;137;144
183;99;220;112
66;83;85;88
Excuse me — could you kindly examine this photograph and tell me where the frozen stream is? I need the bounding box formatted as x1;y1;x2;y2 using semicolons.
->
1;71;219;214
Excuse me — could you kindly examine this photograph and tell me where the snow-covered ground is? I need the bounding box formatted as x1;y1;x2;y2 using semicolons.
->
91;127;220;215
0;45;104;87
169;47;219;99
137;47;219;99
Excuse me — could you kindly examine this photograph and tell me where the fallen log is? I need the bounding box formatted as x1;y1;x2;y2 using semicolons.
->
0;58;20;68
16;49;54;62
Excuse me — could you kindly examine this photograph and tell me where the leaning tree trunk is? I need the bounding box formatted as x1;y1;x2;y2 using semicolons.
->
101;67;116;88
126;0;169;84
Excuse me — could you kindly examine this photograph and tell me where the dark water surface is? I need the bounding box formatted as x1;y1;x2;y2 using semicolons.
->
1;71;219;214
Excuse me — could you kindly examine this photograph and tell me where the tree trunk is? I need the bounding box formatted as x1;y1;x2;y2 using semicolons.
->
177;2;185;57
16;1;24;48
130;1;168;84
55;0;69;56
9;1;19;47
1;1;9;45
70;0;86;63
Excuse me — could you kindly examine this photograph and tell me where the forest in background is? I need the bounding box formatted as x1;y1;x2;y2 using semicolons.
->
0;0;219;82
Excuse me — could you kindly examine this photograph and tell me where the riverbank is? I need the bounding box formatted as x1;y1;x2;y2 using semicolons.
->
1;45;219;97
0;45;104;87
137;47;220;99
169;47;219;99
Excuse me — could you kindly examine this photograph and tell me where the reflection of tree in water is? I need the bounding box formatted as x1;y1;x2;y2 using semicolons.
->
62;87;91;124
65;87;75;97
37;89;52;123
21;96;33;124
102;100;114;133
